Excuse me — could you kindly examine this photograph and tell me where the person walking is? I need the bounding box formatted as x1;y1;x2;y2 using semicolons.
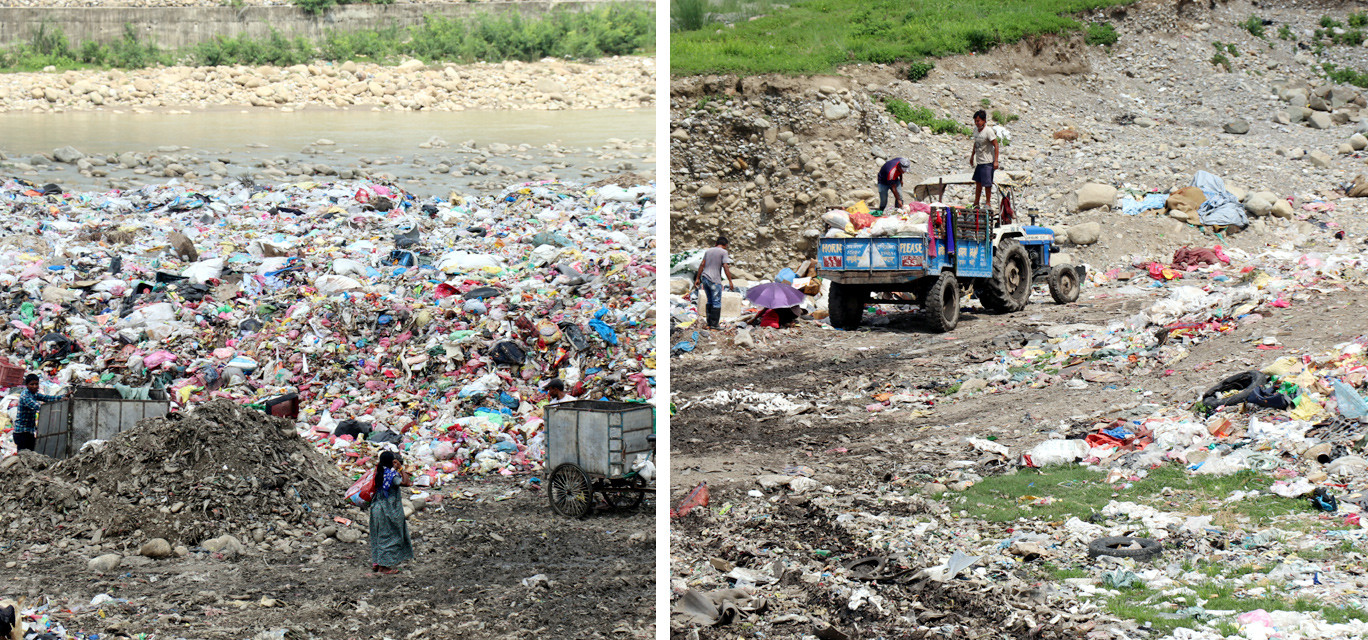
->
690;236;736;330
969;110;1000;211
876;157;911;212
13;374;64;452
369;450;413;574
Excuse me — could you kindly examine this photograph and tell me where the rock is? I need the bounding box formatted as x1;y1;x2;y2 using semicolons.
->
336;528;363;544
762;196;780;213
395;59;425;72
533;78;563;94
1310;95;1329;111
670;278;692;295
1273;111;1291;125
1134;117;1157;127
1352;133;1368;150
1223;119;1249;134
823;101;850;120
53;146;84;164
697;185;719;198
670;129;689;141
1074;183;1116;211
1067;222;1101;245
756;474;791;489
907;121;921;134
202;534;245;557
1308;150;1333;168
1288;107;1311;122
1340;143;1356;155
1271;198;1294;219
1309;112;1333;129
169;232;198;262
1227;185;1247;202
1244;192;1274;217
923;482;948;495
88;553;122;574
140;538;173;558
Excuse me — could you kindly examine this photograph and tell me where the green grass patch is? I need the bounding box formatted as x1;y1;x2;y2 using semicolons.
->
906;60;933;81
1103;580;1368;634
1321;15;1342;30
1240;15;1266;39
1353;12;1368;29
1085;22;1118;46
1279;24;1293;40
671;0;1136;76
1211;52;1230;71
693;93;729;112
0;6;654;72
1323;63;1368;88
991;109;1019;125
882;98;973;136
955;464;1306;525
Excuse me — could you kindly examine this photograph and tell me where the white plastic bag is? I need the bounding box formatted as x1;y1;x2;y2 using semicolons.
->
1021;439;1089;467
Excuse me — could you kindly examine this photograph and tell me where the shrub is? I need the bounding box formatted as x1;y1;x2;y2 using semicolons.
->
1240;15;1265;39
906;61;933;82
1211;52;1230;71
1352;12;1368;28
884;98;972;136
671;0;710;32
965;29;998;53
1321;15;1341;29
1278;25;1293;40
1085;22;1118;46
295;0;337;15
991;109;1019;125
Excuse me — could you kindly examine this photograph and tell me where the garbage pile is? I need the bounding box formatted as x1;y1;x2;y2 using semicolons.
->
0;177;657;492
0;399;346;545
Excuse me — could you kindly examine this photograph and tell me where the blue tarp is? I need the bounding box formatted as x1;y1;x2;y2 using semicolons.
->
1120;193;1167;216
1190;171;1248;228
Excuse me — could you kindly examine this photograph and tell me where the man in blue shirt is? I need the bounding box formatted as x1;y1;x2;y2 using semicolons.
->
13;374;64;452
877;157;911;212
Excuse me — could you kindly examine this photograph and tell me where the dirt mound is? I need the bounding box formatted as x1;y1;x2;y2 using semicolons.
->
0;399;347;545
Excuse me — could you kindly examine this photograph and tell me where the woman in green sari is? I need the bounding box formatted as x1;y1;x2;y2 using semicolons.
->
370;450;413;574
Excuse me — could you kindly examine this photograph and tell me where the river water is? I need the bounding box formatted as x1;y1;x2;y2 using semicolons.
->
0;107;655;194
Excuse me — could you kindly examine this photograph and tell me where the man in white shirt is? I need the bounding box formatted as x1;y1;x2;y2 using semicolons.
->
969;109;1000;211
690;236;736;329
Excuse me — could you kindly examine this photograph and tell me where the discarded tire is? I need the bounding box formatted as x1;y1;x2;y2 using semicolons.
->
1200;371;1268;409
1087;536;1162;561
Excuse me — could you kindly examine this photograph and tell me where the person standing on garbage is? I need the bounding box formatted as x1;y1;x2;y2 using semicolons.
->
969;109;1000;211
12;374;64;452
369;450;413;574
876;157;911;212
690;236;736;330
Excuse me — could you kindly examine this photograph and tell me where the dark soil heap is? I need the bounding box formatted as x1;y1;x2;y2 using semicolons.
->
0;399;347;545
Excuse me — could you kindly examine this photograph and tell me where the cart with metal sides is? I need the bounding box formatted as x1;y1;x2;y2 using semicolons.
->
544;400;654;517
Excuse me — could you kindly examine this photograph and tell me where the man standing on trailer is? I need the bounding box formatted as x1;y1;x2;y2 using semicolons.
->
970;109;1000;211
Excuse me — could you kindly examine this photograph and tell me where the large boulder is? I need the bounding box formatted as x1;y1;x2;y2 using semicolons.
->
1308;150;1333;168
823;101;850;120
1271;198;1294;218
1066;222;1101;245
1352;133;1368;150
88;553;122;574
1309;112;1334;129
1243;192;1275;217
1074;183;1116;211
141;538;173;559
53;146;84;164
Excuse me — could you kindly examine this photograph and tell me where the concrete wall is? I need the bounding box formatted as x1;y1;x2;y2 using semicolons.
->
0;1;648;49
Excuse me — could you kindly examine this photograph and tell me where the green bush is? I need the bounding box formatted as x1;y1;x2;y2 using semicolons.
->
965;28;999;53
671;0;710;32
991;109;1019;125
883;98;972;136
1211;52;1230;71
1352;12;1368;28
1323;63;1368;88
906;61;933;82
295;0;337;14
1240;15;1265;39
1342;29;1366;47
1085;22;1118;46
1278;25;1293;40
1321;15;1341;29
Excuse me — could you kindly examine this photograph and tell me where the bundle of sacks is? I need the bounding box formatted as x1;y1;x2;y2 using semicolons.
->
820;201;931;239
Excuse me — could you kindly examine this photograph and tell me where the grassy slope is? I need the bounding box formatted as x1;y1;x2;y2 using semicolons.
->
671;0;1131;76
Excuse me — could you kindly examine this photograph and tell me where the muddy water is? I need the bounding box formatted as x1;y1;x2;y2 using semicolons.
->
0;107;655;194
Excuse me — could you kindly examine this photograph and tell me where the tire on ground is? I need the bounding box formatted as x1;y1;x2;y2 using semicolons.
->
923;272;960;333
1200;371;1268;409
1049;264;1081;304
828;282;866;330
1086;536;1162;561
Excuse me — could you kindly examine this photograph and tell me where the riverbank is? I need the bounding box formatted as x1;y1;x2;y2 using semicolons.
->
0;55;653;111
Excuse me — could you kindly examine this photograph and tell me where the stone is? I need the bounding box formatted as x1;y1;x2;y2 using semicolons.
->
756;474;791;489
1309;112;1333;129
1243;192;1274;217
202;534;245;557
1274;111;1291;125
670;278;692;296
1067;222;1101;245
696;185;719;199
1271;198;1294;219
1308;150;1333;168
336;528;363;544
140;538;173;558
1074;183;1116;211
88;553;121;574
1288;107;1311;122
924;482;948;494
53;146;84;164
1223;119;1249;134
1340;143;1356;155
1134;117;1157;127
533;78;563;94
1227;185;1247;202
762;196;779;213
670;129;689;141
823;101;851;120
395;59;425;72
1352;133;1368;150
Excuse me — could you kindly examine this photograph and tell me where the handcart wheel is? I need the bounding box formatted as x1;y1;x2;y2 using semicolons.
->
605;478;646;511
548;463;593;518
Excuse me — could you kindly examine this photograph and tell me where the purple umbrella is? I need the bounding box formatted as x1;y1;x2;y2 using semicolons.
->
745;282;806;309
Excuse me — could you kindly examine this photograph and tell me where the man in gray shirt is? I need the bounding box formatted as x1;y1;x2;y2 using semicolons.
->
969;109;1000;211
690;236;736;329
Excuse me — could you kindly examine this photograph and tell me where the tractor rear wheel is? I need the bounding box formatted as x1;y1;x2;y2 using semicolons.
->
827;282;867;330
923;273;960;333
978;239;1031;313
